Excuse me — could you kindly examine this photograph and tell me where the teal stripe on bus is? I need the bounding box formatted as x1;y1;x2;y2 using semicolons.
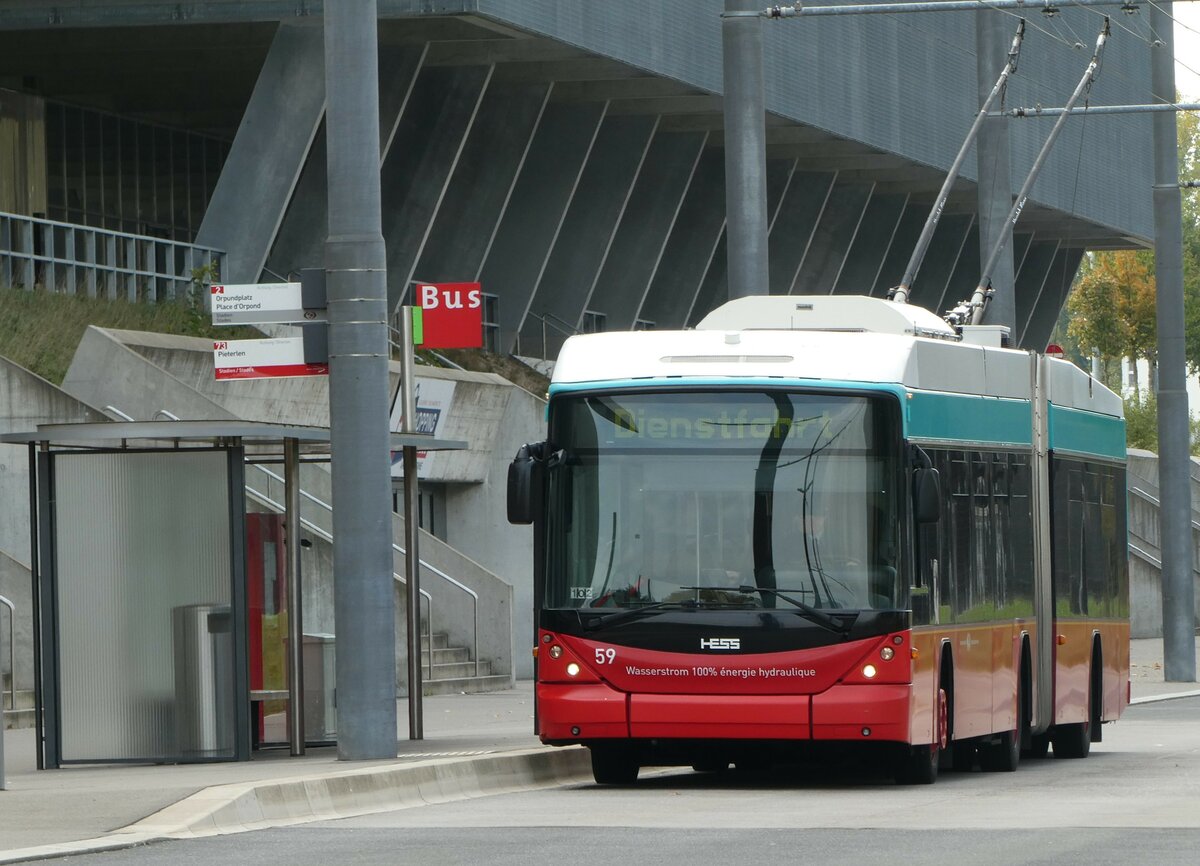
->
1048;403;1126;460
906;391;1032;447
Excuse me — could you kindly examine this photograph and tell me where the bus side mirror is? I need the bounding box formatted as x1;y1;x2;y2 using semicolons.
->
914;467;941;524
507;442;547;525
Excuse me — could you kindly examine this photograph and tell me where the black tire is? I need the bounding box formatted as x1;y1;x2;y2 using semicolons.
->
1052;720;1091;759
1023;732;1051;759
894;743;939;785
590;745;639;784
1054;650;1099;759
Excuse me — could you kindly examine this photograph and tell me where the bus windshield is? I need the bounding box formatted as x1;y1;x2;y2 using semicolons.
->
544;389;902;613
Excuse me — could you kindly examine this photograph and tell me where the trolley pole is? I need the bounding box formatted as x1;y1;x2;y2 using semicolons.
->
723;0;770;299
1150;3;1197;682
325;0;399;758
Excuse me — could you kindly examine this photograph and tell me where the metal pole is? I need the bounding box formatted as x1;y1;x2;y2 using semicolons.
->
325;0;398;759
723;0;770;299
399;308;423;739
762;0;1200;17
1150;3;1197;682
284;437;305;756
965;20;1109;325
1006;102;1200;117
890;20;1024;305
975;10;1016;331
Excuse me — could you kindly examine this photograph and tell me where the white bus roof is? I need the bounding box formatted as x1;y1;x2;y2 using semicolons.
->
551;296;1123;419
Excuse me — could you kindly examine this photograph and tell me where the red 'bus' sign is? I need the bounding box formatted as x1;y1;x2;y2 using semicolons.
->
416;282;483;349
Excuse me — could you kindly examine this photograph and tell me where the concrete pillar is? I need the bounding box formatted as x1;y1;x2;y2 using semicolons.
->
480;99;608;354
833;192;910;295
518;114;658;354
591;130;707;331
196;21;326;284
791;180;875;294
639;146;727;330
413;80;551;287
1022;247;1084;351
1013;238;1060;348
767;170;836;296
266;45;425;279
382;64;494;313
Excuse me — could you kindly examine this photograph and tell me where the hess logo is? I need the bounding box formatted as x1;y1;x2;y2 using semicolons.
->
700;638;740;651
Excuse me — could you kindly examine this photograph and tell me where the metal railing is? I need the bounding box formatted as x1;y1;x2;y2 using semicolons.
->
517;310;580;361
245;463;480;678
0;210;223;302
0;594;14;712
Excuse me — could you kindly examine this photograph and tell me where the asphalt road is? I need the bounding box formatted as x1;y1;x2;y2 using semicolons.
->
60;697;1200;866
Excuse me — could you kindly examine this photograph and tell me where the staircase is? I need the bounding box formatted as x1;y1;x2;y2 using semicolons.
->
420;632;510;696
3;673;34;730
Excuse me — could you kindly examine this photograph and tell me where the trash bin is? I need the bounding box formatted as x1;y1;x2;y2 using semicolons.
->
173;604;233;757
303;633;336;741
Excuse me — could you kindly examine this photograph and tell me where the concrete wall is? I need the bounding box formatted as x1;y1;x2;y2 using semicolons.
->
1125;448;1200;638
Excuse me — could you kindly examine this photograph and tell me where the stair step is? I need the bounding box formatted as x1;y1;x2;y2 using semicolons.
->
425;659;492;680
419;633;451;650
419;646;470;665
421;674;512;697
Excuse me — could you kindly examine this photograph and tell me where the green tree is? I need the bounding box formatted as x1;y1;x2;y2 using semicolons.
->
1066;250;1157;392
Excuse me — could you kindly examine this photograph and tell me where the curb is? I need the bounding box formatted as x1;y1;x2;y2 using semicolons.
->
1130;688;1200;705
0;747;591;864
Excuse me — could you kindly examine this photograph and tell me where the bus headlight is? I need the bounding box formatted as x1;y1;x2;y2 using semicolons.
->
880;647;895;661
566;662;581;677
549;645;563;659
862;664;878;679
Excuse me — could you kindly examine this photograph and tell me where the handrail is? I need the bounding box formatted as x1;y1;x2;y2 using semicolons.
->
103;405;135;422
246;463;481;678
1128;486;1200;533
0;594;14;710
519;311;581;361
244;483;437;679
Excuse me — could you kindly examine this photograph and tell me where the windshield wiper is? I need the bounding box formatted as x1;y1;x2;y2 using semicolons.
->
580;600;697;630
736;585;852;637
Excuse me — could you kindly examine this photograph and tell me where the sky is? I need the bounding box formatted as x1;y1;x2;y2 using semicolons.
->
1174;5;1200;99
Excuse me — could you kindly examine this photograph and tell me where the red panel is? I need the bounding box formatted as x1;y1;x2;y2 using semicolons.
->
811;683;910;743
538;683;628;741
558;633;900;695
630;694;809;740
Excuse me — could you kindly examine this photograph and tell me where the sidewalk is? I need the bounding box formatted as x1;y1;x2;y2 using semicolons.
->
1129;635;1200;702
1;641;1198;863
0;682;590;862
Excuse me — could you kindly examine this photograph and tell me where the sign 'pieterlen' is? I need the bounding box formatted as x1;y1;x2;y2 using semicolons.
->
213;337;328;380
414;282;483;349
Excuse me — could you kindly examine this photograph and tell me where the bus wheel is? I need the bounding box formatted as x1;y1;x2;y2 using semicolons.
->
590;744;639;784
1053;651;1099;759
979;684;1022;772
1051;719;1091;759
1023;732;1051;759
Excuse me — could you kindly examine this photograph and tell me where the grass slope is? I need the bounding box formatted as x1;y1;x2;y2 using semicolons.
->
0;287;259;385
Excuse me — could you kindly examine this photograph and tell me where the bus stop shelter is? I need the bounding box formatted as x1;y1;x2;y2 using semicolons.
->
0;420;463;770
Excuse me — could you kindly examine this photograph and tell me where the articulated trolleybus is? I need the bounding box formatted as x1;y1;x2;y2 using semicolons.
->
508;296;1129;785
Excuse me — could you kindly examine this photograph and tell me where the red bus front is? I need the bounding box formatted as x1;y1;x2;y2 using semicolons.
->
520;387;940;782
